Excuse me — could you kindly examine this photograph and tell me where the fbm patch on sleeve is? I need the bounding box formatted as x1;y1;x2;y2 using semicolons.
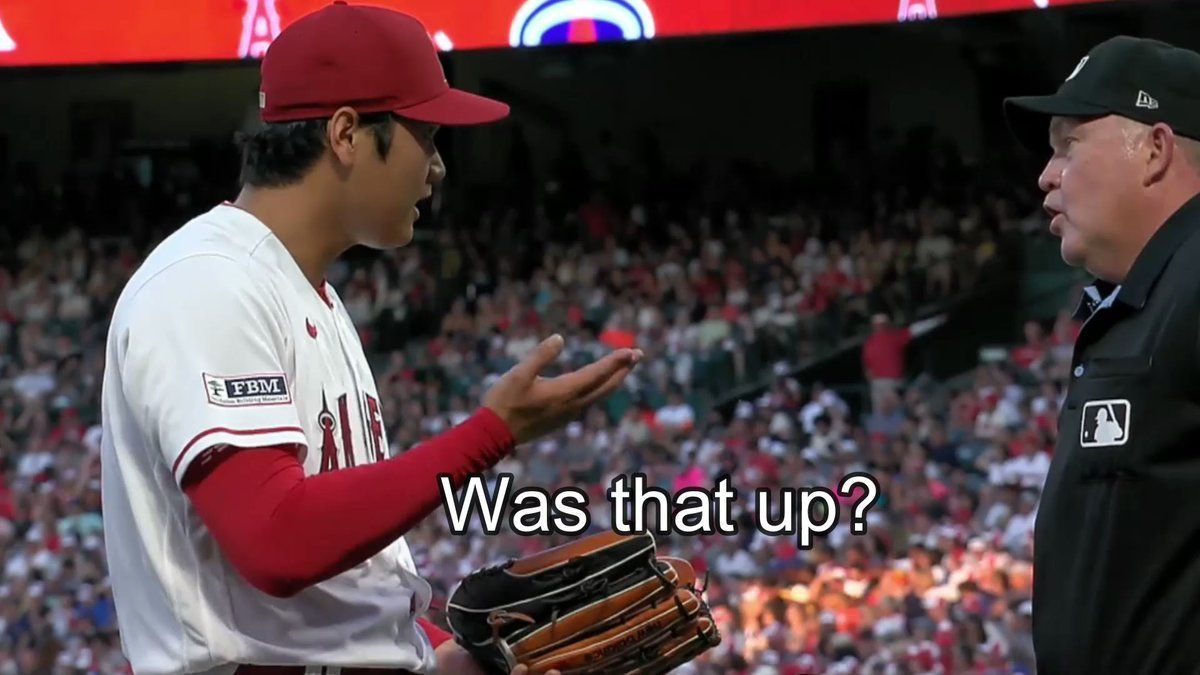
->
204;373;292;407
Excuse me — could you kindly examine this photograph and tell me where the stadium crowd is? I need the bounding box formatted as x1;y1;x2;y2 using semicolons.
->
0;131;1064;674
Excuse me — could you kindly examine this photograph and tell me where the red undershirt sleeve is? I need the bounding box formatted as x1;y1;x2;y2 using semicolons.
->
417;617;453;649
181;407;514;599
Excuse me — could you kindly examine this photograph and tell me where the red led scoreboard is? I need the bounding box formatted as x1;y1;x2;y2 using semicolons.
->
0;0;1115;67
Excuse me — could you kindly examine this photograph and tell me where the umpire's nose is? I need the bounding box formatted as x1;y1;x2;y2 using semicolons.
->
1038;156;1063;194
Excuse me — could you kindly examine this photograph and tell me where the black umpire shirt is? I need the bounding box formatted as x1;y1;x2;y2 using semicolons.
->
1034;191;1200;674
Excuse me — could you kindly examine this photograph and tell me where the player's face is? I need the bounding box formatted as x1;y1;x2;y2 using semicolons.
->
1038;115;1142;278
347;116;444;249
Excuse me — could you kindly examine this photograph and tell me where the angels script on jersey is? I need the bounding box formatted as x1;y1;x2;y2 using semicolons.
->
315;389;386;472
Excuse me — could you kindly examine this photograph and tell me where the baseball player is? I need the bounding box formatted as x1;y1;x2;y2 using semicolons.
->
100;3;639;674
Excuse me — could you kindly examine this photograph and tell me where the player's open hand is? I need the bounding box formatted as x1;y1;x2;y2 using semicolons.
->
483;334;642;445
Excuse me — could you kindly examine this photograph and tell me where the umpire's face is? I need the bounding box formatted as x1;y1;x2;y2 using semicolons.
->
1038;115;1145;279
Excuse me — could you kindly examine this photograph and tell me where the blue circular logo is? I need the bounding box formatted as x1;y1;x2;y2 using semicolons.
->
509;0;657;47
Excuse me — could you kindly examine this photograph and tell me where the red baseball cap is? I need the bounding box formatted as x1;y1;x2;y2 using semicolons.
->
259;1;509;125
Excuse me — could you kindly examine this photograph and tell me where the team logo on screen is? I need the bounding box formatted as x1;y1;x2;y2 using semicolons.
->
239;0;282;59
897;0;938;21
0;14;15;52
1080;399;1130;448
510;0;656;47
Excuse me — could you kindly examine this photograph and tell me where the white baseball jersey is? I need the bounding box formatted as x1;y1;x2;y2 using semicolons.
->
100;203;435;675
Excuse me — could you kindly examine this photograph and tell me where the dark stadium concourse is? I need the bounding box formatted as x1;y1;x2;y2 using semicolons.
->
0;0;1196;672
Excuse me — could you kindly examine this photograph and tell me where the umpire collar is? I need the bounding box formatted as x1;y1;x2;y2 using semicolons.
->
1073;190;1200;321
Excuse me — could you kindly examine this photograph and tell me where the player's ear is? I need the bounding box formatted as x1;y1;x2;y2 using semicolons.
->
327;107;361;167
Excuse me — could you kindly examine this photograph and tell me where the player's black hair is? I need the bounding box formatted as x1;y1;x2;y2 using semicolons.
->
234;111;396;188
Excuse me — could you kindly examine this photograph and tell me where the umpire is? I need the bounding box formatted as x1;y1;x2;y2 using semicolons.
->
1004;36;1200;674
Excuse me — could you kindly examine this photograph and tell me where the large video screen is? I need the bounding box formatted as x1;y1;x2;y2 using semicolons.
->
0;0;1114;67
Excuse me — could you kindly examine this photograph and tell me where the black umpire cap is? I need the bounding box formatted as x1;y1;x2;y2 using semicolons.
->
1004;35;1200;152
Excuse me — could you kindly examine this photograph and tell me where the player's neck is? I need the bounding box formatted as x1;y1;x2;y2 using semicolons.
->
232;185;350;289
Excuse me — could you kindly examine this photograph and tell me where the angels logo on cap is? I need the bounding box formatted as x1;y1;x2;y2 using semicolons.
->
509;0;656;47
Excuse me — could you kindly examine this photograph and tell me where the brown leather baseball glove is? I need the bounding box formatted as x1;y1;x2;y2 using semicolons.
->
445;531;720;675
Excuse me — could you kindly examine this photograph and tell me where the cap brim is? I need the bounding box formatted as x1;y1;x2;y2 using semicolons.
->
396;88;510;126
1003;94;1110;152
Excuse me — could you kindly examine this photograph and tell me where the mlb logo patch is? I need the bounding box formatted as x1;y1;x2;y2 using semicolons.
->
204;373;291;407
1080;399;1130;447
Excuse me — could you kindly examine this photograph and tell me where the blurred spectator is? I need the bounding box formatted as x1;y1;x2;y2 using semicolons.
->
1011;320;1049;372
654;390;696;435
862;313;944;412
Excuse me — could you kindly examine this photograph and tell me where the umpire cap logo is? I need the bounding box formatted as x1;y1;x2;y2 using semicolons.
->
1066;56;1089;82
1081;399;1130;447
